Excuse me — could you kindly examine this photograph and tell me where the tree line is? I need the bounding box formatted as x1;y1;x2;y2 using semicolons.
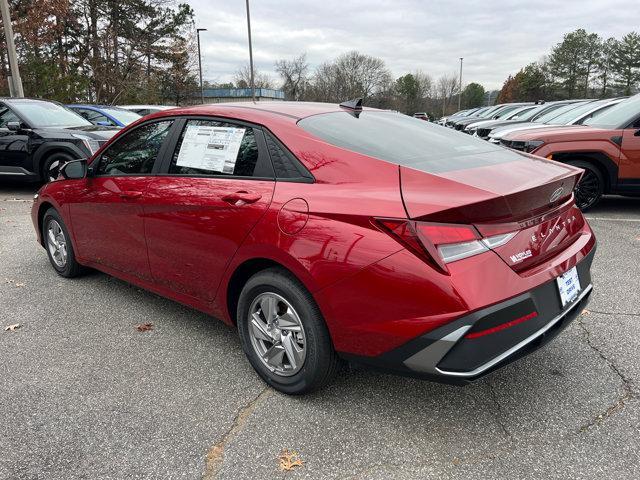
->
0;0;198;105
211;52;482;118
497;29;640;103
2;4;638;116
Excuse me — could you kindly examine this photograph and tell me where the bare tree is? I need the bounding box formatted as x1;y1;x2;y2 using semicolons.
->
436;73;459;115
275;53;309;100
307;51;392;103
234;64;274;89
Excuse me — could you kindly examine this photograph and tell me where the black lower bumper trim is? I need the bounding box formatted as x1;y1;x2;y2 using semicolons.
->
339;245;596;385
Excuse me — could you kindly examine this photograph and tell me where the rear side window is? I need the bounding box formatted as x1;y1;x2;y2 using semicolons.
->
298;111;509;174
97;120;173;175
264;133;313;181
169;119;268;178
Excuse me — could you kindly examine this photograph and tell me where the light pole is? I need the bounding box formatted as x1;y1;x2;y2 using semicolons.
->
0;0;24;97
245;0;255;102
458;57;463;110
196;28;207;104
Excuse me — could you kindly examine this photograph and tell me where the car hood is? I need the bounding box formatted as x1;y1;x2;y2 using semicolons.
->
490;122;553;139
37;125;120;140
468;119;531;130
502;125;617;143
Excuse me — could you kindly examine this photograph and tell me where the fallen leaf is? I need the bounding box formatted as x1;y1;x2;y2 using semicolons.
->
278;449;304;471
581;309;591;316
15;283;25;287
4;323;20;332
136;323;154;332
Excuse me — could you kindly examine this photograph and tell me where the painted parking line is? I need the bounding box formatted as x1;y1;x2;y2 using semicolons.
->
584;216;640;222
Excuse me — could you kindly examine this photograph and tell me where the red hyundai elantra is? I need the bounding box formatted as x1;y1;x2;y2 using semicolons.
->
31;100;595;394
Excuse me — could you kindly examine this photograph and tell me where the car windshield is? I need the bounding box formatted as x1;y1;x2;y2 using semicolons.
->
298;111;511;174
493;105;523;118
505;106;536;120
549;100;612;125
533;102;588;124
584;94;640;129
8;100;92;128
478;106;504;118
101;108;142;125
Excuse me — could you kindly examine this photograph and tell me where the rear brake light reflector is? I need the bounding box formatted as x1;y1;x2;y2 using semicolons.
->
376;218;519;274
465;311;538;339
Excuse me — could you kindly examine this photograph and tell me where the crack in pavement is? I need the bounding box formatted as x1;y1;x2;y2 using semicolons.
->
486;379;514;441
583;309;640;317
202;386;274;479
576;316;636;432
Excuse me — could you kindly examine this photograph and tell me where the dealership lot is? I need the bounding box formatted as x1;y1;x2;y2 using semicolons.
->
1;183;638;479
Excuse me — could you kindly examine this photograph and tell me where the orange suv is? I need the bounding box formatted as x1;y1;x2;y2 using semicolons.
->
501;94;640;210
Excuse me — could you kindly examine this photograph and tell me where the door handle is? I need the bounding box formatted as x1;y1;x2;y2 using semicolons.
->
221;191;262;205
119;191;143;200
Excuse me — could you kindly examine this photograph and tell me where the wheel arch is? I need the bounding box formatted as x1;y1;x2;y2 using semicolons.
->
223;254;321;327
37;201;57;246
551;151;617;193
33;143;86;179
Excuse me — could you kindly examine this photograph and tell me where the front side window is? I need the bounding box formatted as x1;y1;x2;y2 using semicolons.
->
0;107;20;127
77;109;113;126
168;120;261;177
97;120;173;175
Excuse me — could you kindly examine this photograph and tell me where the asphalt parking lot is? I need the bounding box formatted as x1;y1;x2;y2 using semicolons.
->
1;182;639;480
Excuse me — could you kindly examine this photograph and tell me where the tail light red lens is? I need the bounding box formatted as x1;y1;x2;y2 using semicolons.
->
376;219;517;274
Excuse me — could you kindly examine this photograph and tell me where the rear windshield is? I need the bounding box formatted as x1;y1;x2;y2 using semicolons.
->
298;111;511;173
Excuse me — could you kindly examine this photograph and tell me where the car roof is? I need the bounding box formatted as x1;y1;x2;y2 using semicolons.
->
119;105;176;109
146;101;380;123
67;104;129;110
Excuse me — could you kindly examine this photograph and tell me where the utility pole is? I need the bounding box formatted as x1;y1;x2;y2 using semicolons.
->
196;28;207;104
245;0;255;102
0;0;24;97
457;57;463;110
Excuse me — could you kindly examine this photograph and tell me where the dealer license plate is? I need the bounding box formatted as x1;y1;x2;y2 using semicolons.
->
556;266;581;307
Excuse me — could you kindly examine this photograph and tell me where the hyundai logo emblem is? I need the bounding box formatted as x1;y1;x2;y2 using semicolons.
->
550;186;564;203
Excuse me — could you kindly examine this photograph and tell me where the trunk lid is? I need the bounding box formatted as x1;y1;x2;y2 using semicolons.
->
400;151;585;271
400;151;582;224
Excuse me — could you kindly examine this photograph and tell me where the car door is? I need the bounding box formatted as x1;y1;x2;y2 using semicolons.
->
143;117;275;301
0;105;29;172
619;117;640;184
68;119;174;279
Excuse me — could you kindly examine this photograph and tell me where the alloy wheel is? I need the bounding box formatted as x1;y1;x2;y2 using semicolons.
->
248;292;307;377
46;219;67;268
574;169;600;210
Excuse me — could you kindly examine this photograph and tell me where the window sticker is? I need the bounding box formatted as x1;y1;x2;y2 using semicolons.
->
176;125;246;173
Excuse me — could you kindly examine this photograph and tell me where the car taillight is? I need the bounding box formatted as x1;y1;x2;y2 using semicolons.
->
376;219;517;274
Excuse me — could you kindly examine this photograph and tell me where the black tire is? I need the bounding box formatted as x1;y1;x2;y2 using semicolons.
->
237;268;340;395
42;208;82;278
568;160;604;211
41;152;74;183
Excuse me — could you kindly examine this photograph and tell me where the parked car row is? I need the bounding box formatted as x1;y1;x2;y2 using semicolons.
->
439;95;640;210
0;98;175;182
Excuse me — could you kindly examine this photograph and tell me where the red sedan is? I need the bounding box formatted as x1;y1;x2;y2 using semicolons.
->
31;101;596;394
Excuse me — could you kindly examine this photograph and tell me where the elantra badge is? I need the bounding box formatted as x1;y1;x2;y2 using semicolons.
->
550;186;564;203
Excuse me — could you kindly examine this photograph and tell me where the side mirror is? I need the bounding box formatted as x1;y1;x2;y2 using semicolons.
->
60;159;87;180
6;121;21;132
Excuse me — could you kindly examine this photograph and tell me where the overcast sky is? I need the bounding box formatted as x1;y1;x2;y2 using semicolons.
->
190;0;637;90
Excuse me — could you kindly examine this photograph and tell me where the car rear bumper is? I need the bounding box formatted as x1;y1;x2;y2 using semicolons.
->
342;245;595;384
